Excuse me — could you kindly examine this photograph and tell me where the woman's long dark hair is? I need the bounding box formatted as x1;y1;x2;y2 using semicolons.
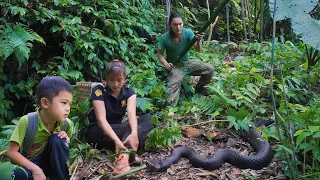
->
168;12;183;38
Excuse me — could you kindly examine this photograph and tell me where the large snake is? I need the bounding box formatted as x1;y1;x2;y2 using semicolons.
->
146;127;274;171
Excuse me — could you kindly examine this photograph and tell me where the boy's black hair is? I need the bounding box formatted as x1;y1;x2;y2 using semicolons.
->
36;76;73;107
168;12;183;38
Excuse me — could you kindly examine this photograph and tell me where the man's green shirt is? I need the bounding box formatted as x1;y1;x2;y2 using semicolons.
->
157;28;195;64
10;112;73;159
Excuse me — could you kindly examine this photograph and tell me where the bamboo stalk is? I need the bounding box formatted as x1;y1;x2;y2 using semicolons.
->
241;0;248;41
176;0;231;62
260;0;264;42
226;3;230;42
270;0;296;178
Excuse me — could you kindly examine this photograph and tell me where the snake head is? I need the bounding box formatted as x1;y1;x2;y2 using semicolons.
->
146;159;162;172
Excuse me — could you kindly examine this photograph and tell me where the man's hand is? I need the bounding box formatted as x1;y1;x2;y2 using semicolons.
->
195;33;205;42
164;62;175;71
123;132;139;151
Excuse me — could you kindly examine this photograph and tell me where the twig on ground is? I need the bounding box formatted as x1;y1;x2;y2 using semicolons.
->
184;119;229;127
105;161;114;170
75;157;94;179
70;162;79;180
87;161;105;178
110;164;147;179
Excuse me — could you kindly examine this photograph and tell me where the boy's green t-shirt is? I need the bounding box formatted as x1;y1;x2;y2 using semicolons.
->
157;28;195;64
10;112;73;159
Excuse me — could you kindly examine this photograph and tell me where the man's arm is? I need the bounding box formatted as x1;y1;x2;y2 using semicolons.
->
194;33;204;52
157;50;174;70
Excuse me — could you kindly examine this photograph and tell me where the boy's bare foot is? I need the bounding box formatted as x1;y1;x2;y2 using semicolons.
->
168;111;174;117
113;154;131;175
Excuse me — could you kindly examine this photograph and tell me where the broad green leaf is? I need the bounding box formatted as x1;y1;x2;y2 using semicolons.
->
296;132;311;145
237;120;249;131
66;70;81;79
249;67;261;74
308;126;320;133
233;56;245;61
51;25;61;33
292;14;320;51
0;162;15;180
269;0;317;21
136;97;153;112
277;145;293;155
313;132;320;138
294;129;305;136
87;53;96;60
53;0;60;6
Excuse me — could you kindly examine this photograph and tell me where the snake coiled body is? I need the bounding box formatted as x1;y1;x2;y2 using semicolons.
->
147;127;274;171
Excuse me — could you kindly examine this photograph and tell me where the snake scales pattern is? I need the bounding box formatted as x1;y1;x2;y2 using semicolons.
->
147;127;274;171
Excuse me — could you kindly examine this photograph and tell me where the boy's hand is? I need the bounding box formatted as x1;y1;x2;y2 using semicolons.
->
31;167;46;180
123;132;139;151
32;171;46;180
54;131;70;144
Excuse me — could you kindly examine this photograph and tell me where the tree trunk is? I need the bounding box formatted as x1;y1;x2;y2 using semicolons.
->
166;0;171;31
241;0;248;41
260;0;264;42
226;3;230;42
245;0;252;40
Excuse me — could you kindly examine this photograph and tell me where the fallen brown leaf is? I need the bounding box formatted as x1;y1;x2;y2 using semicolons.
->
182;126;203;137
203;131;218;140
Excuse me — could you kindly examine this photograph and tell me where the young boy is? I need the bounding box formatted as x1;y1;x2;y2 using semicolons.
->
6;76;73;180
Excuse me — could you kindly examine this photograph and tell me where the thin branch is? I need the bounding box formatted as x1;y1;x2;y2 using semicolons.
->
109;164;147;179
70;162;79;180
184;119;229;127
0;150;7;156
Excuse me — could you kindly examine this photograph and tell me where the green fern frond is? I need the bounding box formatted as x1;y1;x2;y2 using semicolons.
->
209;86;238;107
14;42;32;66
32;32;46;45
0;23;44;65
192;95;223;116
13;24;34;43
0;39;15;59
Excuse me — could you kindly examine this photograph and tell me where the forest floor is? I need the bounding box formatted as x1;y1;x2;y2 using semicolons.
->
72;122;287;180
71;52;288;180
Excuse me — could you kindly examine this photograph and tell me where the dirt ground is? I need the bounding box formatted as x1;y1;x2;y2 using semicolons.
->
72;125;287;180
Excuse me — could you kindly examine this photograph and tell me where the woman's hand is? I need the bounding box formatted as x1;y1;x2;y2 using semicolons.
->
123;132;139;151
54;131;70;144
114;140;128;153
